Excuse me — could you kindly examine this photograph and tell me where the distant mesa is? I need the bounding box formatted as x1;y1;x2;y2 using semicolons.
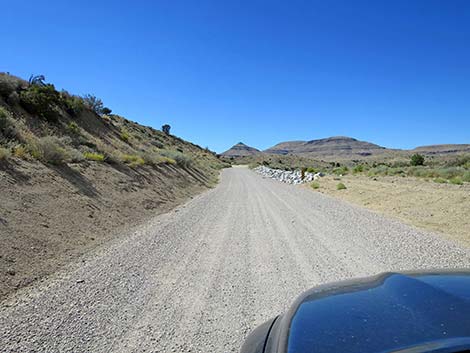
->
264;136;386;157
222;136;470;159
221;142;262;157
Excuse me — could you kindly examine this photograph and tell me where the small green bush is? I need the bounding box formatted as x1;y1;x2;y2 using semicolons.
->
463;171;470;183
306;167;317;173
121;154;145;167
434;177;447;184
120;130;130;142
0;106;19;139
410;153;425;166
333;166;349;176
13;145;28;159
0;147;11;160
84;152;105;162
67;121;80;134
20;84;62;122
63;94;85;115
31;136;68;164
449;177;463;185
160;149;192;167
353;164;364;173
311;182;320;189
336;182;347;190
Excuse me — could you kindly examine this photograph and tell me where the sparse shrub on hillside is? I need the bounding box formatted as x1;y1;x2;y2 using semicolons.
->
0;147;11;160
150;140;164;149
449;177;463;185
0;73;27;97
84;152;105;162
336;182;347;190
20;84;62;122
162;124;171;135
63;94;85;115
7;91;20;105
31;136;68;164
120;129;130;142
102;107;112;115
13;145;28;159
410;153;425;166
82;94;105;115
121;154;145;167
67;121;80;135
160;149;192;167
0;107;19;140
68;149;85;163
142;152;176;166
311;182;320;189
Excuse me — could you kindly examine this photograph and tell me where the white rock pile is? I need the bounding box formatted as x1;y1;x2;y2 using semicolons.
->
254;166;324;185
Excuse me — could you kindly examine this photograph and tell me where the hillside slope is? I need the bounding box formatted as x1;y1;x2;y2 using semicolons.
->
0;73;227;299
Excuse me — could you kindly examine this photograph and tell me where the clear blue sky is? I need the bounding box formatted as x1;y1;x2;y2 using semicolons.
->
2;0;469;152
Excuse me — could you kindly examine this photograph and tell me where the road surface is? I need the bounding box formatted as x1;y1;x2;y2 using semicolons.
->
1;166;469;352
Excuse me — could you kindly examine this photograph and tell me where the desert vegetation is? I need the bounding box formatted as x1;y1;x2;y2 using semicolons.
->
0;73;228;174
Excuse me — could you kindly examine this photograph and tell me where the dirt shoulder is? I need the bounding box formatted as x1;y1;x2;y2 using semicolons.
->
0;158;218;300
307;175;470;247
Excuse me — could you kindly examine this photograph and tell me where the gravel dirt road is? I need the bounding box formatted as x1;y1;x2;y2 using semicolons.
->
1;166;469;352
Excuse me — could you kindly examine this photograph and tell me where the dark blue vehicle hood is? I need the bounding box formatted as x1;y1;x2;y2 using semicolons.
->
242;271;470;353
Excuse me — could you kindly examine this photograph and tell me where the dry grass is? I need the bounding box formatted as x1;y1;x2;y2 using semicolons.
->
309;174;470;247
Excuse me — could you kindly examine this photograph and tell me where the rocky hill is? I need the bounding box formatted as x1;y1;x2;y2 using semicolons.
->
412;144;470;155
221;142;261;157
0;73;227;298
264;136;386;157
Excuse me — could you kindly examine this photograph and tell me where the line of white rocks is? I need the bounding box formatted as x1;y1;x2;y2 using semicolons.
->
253;166;324;184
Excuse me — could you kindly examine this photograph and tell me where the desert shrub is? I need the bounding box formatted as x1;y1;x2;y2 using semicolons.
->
306;167;317;173
449;177;463;185
353;164;364;173
433;177;447;184
68;149;85;163
333;166;349;176
12;145;28;159
435;167;463;180
67;121;80;134
461;171;470;183
63;94;85;115
311;182;320;189
83;152;105;162
31;136;68;164
82;94;105;115
150;140;164;149
0;73;27;97
160;149;192;167
20;84;62;122
120;130;130;142
0;147;11;160
410;153;425;166
142;152;176;166
336;182;347;190
102;107;112;115
7;91;20;105
121;154;145;167
0;107;19;139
